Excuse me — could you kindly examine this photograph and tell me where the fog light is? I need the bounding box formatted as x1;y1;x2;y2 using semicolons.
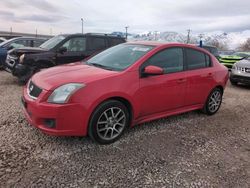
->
44;119;56;128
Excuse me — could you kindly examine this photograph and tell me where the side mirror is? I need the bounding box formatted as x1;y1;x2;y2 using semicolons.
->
58;47;67;54
143;65;164;76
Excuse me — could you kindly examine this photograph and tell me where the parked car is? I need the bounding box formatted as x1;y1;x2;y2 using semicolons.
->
0;37;46;69
22;42;229;144
0;37;6;43
219;52;250;69
230;57;250;85
200;45;220;60
219;50;235;56
4;33;126;83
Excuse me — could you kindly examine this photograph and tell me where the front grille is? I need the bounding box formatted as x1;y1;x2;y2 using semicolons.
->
236;67;250;73
245;68;250;73
232;75;250;81
27;81;43;99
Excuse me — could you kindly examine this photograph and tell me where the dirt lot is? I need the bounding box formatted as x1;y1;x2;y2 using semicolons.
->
0;71;249;188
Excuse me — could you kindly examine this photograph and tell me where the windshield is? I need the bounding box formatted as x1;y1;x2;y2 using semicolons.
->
40;35;65;50
233;52;250;58
86;44;154;71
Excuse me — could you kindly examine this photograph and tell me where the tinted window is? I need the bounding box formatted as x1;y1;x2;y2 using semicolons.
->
62;37;86;52
144;48;184;74
109;38;124;46
186;49;209;70
33;40;45;47
89;37;106;50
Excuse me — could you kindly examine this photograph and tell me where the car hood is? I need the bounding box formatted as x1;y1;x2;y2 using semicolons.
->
235;59;250;68
11;47;48;56
32;63;119;91
220;55;244;60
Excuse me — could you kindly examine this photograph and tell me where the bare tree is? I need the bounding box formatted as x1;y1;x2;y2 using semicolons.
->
238;38;250;51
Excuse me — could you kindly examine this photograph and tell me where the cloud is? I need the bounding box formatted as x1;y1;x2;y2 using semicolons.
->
0;0;250;35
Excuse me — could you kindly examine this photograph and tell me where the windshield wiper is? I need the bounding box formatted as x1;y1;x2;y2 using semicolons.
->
88;63;114;71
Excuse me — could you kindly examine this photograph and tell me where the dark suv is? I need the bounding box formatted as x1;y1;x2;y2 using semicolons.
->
200;45;220;60
4;33;125;83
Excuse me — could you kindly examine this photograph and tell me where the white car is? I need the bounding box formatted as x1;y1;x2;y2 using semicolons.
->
230;58;250;85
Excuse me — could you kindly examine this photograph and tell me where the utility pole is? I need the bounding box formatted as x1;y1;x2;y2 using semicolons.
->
10;27;12;36
154;31;158;41
125;26;129;40
187;29;191;44
35;29;38;38
81;18;84;34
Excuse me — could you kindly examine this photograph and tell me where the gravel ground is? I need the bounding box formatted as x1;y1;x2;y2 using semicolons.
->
0;71;249;188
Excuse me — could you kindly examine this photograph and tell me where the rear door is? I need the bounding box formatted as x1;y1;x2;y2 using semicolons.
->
138;47;187;117
184;48;214;106
55;36;87;64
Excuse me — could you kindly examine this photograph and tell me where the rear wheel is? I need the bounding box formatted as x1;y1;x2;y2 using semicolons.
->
88;100;129;144
202;88;223;115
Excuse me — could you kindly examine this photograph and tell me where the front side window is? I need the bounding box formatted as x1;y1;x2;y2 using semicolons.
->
86;44;154;71
186;49;210;70
10;40;29;48
143;48;184;74
62;37;86;52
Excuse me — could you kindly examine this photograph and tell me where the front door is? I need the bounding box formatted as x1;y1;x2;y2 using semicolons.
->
137;47;187;117
56;37;87;65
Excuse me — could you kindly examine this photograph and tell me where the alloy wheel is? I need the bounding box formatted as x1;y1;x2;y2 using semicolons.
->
96;107;126;141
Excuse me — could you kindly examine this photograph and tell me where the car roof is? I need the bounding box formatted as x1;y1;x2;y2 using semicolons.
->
61;33;125;39
126;41;208;49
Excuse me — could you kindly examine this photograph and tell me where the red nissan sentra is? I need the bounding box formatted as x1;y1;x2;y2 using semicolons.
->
22;42;229;144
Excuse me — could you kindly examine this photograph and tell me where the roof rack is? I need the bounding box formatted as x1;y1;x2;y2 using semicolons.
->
84;33;124;38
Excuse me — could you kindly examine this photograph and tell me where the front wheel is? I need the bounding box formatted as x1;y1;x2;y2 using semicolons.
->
88;100;130;144
202;88;223;115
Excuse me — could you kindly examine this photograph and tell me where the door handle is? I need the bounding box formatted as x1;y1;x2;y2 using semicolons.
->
177;78;187;84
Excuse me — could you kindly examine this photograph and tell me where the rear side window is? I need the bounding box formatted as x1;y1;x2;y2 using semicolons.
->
109;38;124;47
89;37;106;50
186;49;210;70
33;40;45;47
144;48;184;74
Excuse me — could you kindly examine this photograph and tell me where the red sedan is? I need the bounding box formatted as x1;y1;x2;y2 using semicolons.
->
22;42;229;144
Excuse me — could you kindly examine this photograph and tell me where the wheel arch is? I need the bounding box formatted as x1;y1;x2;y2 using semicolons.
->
87;95;134;130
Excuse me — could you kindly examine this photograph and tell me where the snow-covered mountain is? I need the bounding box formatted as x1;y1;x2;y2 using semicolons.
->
127;30;250;50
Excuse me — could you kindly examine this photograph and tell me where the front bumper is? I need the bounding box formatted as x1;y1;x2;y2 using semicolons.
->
22;86;89;136
230;69;250;84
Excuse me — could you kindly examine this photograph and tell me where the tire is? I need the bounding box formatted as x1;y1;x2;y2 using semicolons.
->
202;88;223;116
88;100;130;144
230;78;238;86
18;68;39;85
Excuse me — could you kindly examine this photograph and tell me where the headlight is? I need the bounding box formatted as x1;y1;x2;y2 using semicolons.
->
232;64;237;70
47;83;85;104
19;54;25;63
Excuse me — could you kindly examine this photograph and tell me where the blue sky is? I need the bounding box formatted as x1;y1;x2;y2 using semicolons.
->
0;0;250;35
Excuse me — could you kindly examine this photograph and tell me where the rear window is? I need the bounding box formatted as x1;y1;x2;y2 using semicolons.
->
186;48;211;70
